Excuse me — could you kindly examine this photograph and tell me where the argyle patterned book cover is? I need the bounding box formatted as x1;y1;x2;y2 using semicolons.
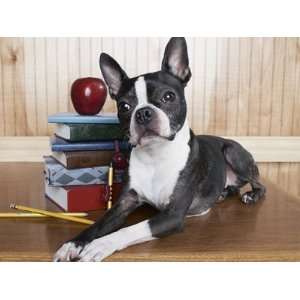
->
44;156;125;186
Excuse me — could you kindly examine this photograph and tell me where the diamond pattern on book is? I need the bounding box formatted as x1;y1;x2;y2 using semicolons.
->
44;156;125;186
56;174;74;185
77;173;98;183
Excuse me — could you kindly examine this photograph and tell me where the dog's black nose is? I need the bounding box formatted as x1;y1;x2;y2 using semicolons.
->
135;107;154;125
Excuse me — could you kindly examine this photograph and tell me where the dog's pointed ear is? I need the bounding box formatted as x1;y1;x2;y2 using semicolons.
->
99;53;128;99
161;37;191;85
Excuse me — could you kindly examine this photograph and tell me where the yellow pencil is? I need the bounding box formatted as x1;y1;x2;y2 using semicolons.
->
107;163;114;210
10;204;94;225
0;212;88;218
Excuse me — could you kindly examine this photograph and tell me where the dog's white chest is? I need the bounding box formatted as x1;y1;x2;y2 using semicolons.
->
129;124;190;209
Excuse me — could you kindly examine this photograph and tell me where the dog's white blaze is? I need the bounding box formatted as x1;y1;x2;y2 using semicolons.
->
129;76;172;146
135;76;148;105
78;220;156;261
129;120;190;209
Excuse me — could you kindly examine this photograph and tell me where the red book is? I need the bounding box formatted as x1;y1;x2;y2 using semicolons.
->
45;181;122;212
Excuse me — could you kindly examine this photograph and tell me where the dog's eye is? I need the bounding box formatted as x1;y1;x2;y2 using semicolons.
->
161;91;175;103
118;102;131;113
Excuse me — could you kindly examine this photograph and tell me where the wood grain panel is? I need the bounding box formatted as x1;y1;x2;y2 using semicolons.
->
259;38;274;136
0;37;299;137
45;38;58;134
0;38;15;135
270;38;286;136
67;38;80;113
281;38;297;135
34;38;48;135
191;38;206;133
0;38;27;135
185;37;194;125
214;38;228;135
136;37;148;75
23;38;38;135
288;163;299;197
237;38;251;136
293;37;300;135
226;38;240;135
204;38;218;134
79;37;91;77
0;44;4;135
248;38;263;136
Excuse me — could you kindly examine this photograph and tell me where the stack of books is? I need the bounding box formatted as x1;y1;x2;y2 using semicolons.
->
44;112;129;212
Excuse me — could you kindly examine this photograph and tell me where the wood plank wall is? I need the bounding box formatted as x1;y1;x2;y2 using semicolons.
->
0;37;300;198
1;37;299;137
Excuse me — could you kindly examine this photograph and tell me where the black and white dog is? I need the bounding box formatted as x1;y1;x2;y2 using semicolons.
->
54;37;266;262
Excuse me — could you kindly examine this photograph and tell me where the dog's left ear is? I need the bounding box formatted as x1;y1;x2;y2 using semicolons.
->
161;37;191;85
99;53;128;99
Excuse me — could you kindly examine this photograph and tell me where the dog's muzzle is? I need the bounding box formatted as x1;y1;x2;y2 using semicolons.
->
129;105;171;146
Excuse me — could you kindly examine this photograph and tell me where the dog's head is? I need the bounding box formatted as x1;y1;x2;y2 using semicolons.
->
99;37;191;146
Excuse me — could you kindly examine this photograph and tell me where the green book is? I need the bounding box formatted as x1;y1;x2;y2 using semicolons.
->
55;123;124;142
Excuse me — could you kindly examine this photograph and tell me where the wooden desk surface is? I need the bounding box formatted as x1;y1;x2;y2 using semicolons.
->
0;162;299;261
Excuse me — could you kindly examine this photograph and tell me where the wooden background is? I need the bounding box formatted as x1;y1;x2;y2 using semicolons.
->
1;37;300;137
0;37;299;198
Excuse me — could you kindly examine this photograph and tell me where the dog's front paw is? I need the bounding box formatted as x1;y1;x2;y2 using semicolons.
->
78;237;115;262
53;242;83;262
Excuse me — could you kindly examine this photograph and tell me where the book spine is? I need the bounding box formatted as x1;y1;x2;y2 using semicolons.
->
51;141;129;152
68;124;124;141
65;152;114;169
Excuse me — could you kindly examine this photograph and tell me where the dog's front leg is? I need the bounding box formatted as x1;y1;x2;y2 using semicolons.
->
68;177;195;261
74;205;188;262
53;189;141;262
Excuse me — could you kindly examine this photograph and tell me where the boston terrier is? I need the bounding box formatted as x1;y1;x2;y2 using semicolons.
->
54;37;266;262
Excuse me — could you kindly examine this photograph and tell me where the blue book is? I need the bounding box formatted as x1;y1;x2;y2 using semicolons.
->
48;112;120;124
51;136;130;152
50;136;130;152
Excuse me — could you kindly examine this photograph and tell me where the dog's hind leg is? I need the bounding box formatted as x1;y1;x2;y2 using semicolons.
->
223;140;266;205
240;178;266;204
217;185;240;202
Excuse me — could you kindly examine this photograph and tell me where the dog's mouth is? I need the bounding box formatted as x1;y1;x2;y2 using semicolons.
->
141;129;159;138
130;129;176;146
136;129;161;145
128;107;175;146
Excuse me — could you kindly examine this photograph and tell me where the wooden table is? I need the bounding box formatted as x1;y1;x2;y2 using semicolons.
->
0;162;299;261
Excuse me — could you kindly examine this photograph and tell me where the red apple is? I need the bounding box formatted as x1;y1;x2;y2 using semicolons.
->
71;77;107;115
